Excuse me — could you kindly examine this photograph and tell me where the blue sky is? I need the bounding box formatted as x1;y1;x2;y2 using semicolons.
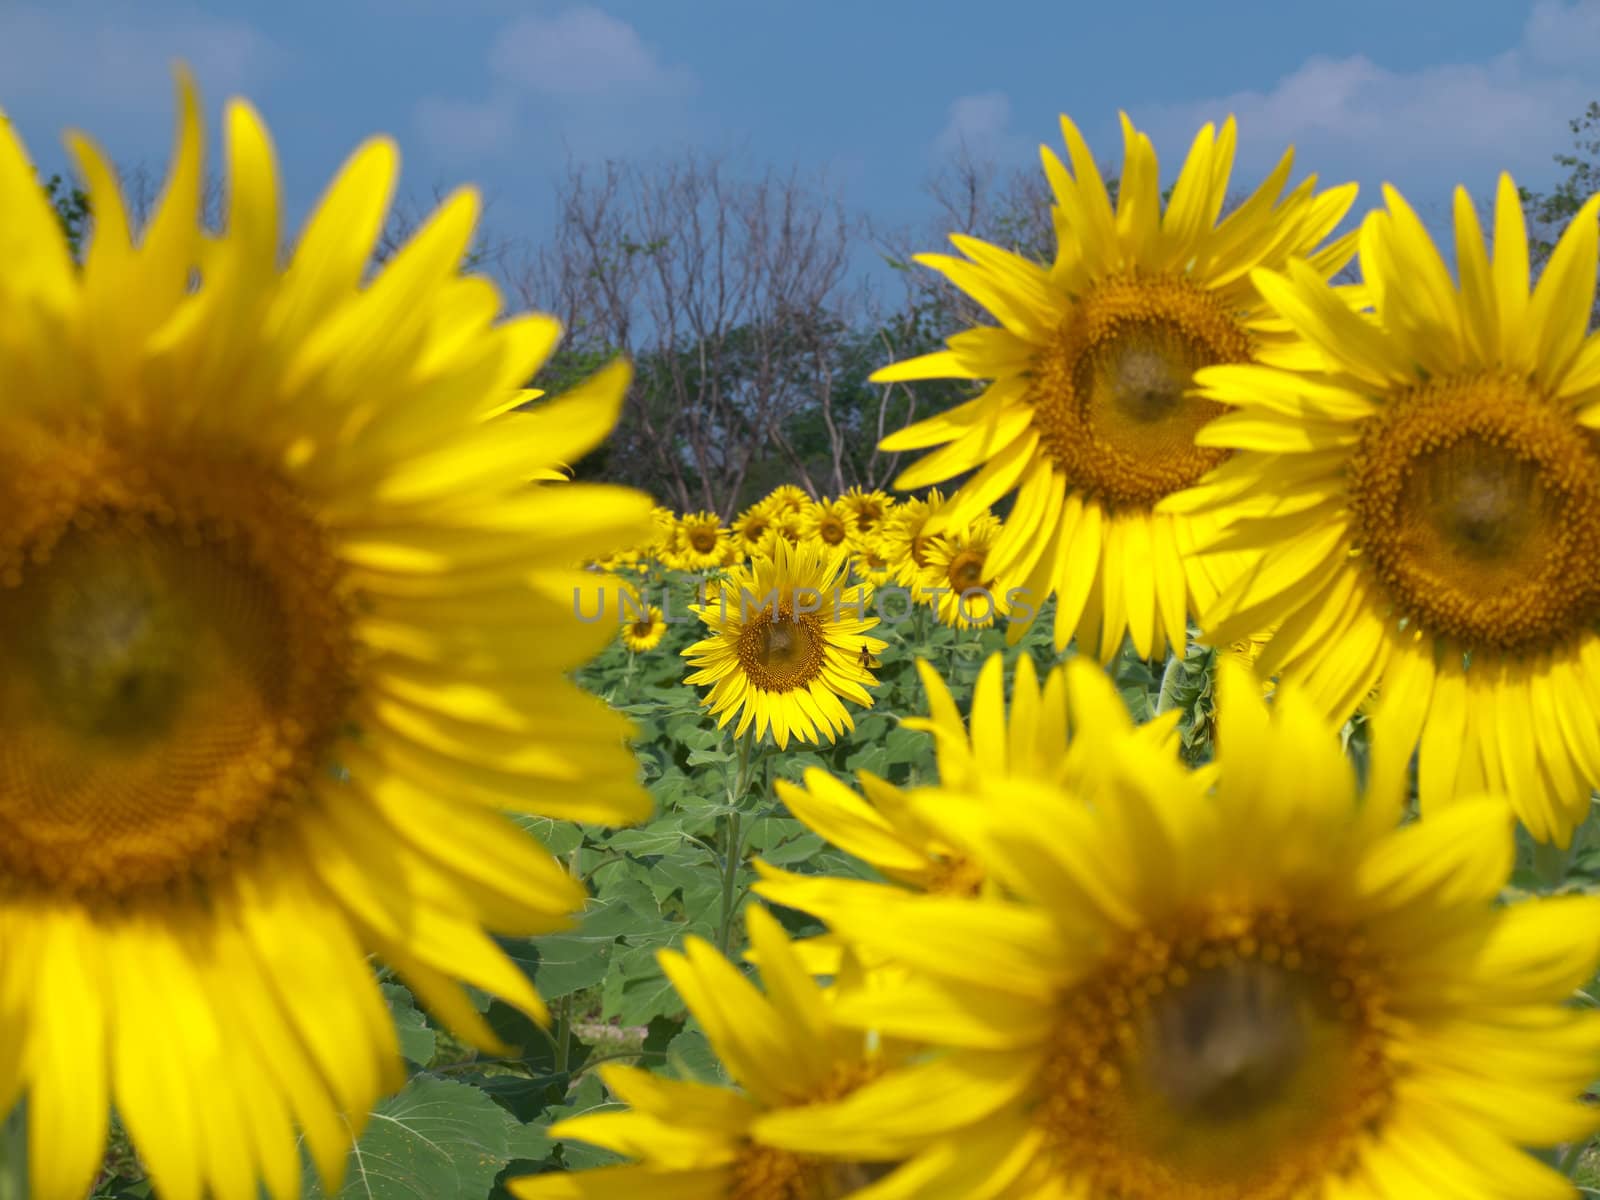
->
1;0;1596;273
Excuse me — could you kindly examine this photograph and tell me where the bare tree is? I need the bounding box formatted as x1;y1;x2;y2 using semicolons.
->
516;153;860;516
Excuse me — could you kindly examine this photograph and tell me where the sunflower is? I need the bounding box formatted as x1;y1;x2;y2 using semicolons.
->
682;537;884;749
839;486;893;534
800;496;855;550
916;512;1003;628
646;505;682;566
846;530;897;588
764;483;812;516
0;80;652;1199
508;906;914;1199
757;660;1600;1199
731;499;778;559
676;509;732;571
879;487;947;591
1167;178;1600;846
758;651;1180;918
620;603;668;652
873;114;1358;662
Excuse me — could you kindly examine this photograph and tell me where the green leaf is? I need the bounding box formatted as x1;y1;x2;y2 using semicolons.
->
305;1077;546;1200
381;983;437;1067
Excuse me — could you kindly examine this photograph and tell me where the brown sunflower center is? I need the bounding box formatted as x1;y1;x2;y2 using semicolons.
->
0;441;355;901
630;620;655;637
737;610;826;693
1037;911;1390;1199
689;528;719;554
730;1144;899;1199
818;515;848;545
946;549;990;593
1031;274;1253;510
742;517;770;542
1348;372;1600;654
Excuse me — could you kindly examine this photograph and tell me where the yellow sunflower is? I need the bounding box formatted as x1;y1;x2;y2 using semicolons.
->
839;486;893;534
916;512;1004;629
764;483;812;515
845;529;897;588
800;496;855;551
682;537;884;749
731;500;777;559
873;114;1358;662
879;487;947;591
0;80;651;1199
676;509;732;571
1168;178;1600;846
758;661;1600;1199
646;505;682;566
508;906;914;1200
620;603;668;652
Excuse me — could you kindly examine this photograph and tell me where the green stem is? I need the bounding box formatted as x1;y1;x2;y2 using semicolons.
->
554;994;572;1075
0;1105;25;1200
715;733;758;958
1155;648;1188;716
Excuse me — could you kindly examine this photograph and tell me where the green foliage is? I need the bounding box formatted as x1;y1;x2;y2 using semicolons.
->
42;173;90;259
1520;99;1600;329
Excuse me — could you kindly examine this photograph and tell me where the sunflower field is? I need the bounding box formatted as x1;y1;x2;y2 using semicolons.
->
6;63;1600;1200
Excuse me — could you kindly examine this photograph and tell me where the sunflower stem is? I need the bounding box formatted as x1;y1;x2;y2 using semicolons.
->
0;1105;24;1200
554;994;573;1076
1558;1137;1591;1178
716;732;758;958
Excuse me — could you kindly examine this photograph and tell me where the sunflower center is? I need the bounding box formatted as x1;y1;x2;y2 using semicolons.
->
631;620;655;637
737;610;826;693
690;528;719;554
818;516;847;545
730;1144;898;1200
1348;372;1600;654
0;441;355;901
946;550;989;593
1031;274;1252;510
1037;911;1391;1199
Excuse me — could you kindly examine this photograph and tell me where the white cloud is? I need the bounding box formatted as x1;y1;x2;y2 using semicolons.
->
0;5;275;117
1139;0;1600;195
415;5;695;162
933;92;1023;161
488;7;695;99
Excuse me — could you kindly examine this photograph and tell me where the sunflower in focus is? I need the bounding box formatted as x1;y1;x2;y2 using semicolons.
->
874;115;1358;662
682;537;884;749
800;496;854;550
879;487;946;590
620;604;667;652
0;80;652;1200
760;661;1600;1199
509;906;916;1200
1168;179;1600;846
916;511;1003;628
839;486;892;534
676;509;732;571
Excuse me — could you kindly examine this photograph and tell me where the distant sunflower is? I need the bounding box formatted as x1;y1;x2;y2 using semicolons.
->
879;487;947;590
646;505;682;566
0;80;651;1199
508;907;914;1199
800;496;855;550
839;486;893;534
683;538;884;749
760;661;1600;1199
677;509;732;571
731;500;777;559
620;604;667;652
917;512;1003;628
846;530;896;588
764;483;812;516
874;115;1357;661
1168;179;1600;846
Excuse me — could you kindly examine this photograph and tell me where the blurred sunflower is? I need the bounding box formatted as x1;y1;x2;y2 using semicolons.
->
508;907;914;1199
731;499;777;559
879;487;947;591
800;496;855;550
682;538;884;749
764;483;812;515
1168;179;1600;846
646;505;682;566
676;509;732;571
874;115;1357;662
839;486;893;534
0;79;651;1200
846;530;897;588
916;512;1003;629
620;604;667;652
761;661;1600;1199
